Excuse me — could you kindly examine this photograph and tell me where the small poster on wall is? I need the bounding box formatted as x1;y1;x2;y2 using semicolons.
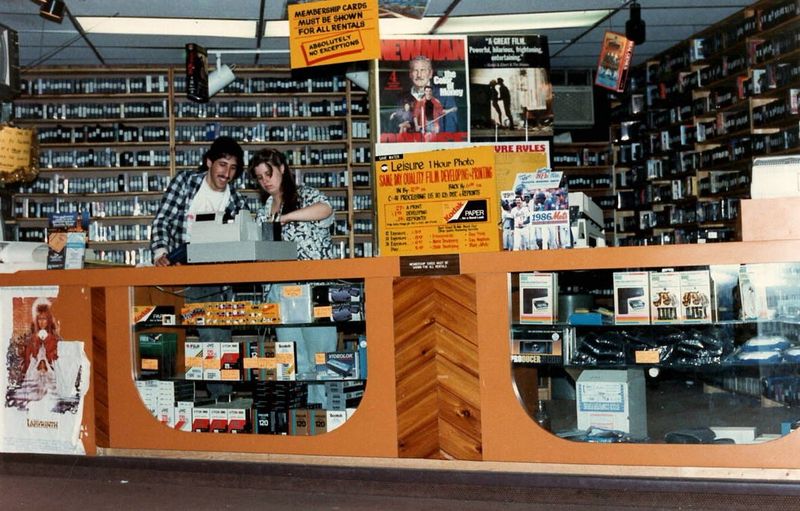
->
467;35;553;141
375;145;498;255
0;286;90;454
595;31;635;92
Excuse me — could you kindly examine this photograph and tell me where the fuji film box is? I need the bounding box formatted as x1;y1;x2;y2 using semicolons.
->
184;341;204;380
519;272;558;324
649;271;681;324
679;270;714;323
613;271;650;324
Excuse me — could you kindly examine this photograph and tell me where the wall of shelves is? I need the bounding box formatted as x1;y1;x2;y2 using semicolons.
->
8;66;375;264
609;0;800;247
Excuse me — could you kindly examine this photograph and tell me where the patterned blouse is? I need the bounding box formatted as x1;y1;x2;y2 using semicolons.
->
255;186;334;260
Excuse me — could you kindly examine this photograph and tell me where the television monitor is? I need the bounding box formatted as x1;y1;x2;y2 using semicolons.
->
0;23;20;101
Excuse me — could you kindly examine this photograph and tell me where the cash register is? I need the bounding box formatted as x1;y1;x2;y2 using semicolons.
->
186;211;297;263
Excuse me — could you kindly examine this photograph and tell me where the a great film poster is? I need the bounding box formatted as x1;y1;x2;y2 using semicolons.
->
1;286;90;454
467;35;554;141
376;145;498;255
378;37;469;147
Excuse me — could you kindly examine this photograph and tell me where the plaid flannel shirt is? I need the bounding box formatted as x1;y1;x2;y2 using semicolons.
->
150;169;248;257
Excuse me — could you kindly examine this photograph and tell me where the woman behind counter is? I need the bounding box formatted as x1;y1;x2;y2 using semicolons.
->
248;148;334;260
249;148;336;404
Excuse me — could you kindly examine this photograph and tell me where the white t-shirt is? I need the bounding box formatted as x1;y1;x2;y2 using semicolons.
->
186;177;230;241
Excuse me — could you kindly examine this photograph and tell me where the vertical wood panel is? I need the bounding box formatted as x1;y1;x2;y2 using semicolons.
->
394;275;481;460
91;287;109;448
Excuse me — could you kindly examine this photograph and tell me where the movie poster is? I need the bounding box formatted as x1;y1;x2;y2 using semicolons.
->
467;35;553;142
378;37;470;151
1;286;90;454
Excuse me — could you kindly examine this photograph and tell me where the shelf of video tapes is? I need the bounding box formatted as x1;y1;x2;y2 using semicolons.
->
509;262;800;444
132;279;367;435
10;65;375;264
608;0;800;247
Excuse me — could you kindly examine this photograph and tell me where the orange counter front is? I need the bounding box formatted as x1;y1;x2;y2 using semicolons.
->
3;242;800;475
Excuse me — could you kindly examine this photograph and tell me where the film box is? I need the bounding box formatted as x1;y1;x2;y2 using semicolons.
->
219;342;241;381
519;272;558;324
613;271;650;324
191;407;211;432
184;341;203;379
175;401;194;431
649;271;681;324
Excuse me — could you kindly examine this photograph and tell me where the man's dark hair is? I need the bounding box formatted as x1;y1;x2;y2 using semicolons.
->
202;135;244;179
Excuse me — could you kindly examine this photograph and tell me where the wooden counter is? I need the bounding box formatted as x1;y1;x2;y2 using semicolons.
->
3;242;800;473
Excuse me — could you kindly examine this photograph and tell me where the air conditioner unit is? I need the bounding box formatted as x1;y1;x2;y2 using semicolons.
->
553;85;594;127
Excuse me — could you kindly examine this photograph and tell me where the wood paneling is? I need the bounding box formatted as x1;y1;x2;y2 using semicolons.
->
394;274;481;460
91;287;109;448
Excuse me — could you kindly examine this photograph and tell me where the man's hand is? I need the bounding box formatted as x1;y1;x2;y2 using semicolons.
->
154;254;171;267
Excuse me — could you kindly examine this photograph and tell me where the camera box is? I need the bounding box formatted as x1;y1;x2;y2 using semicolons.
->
613;271;650;324
510;327;565;364
680;269;714;323
519;272;558;324
576;369;647;438
649;271;681;324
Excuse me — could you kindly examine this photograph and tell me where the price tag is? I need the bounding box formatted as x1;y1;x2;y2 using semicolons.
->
314;305;332;318
141;358;159;370
184;356;203;368
635;350;660;364
282;285;303;298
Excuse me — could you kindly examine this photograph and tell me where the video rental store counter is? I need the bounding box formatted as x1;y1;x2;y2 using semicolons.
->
4;242;800;477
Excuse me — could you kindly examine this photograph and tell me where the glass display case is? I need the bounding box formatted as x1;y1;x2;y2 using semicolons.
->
509;262;800;445
131;278;367;436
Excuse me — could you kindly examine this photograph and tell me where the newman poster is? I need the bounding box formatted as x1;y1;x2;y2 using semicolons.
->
467;35;554;141
376;145;498;255
378;37;470;150
288;0;380;69
1;286;90;454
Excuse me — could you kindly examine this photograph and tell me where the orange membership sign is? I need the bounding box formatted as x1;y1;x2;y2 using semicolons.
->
289;0;379;69
376;145;499;256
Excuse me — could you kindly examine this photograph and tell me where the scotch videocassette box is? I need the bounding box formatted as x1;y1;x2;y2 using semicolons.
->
679;269;714;323
613;271;650;324
649;271;681;324
519;272;558;324
275;341;296;380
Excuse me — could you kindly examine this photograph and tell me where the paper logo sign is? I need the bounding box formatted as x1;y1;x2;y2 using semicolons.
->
289;0;380;69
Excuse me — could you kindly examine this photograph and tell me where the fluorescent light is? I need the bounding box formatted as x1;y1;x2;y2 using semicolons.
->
435;10;612;33
266;11;602;38
75;17;257;38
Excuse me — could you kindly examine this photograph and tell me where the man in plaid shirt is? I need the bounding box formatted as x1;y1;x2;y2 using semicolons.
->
150;136;248;266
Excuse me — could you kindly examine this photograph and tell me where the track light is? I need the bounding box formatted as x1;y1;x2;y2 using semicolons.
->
208;54;236;97
625;1;646;45
40;0;65;23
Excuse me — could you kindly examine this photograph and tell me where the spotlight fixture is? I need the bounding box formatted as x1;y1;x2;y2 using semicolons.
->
208;54;236;97
625;1;646;45
40;0;66;23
